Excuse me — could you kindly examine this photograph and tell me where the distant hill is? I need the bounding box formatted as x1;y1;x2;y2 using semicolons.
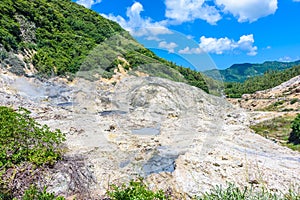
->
224;64;300;98
204;60;300;82
0;0;208;92
228;74;300;112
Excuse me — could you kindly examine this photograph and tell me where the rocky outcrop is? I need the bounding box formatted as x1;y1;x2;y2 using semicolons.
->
0;70;299;198
243;75;300;99
229;75;300;111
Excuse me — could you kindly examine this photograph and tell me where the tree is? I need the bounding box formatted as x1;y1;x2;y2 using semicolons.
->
289;114;300;144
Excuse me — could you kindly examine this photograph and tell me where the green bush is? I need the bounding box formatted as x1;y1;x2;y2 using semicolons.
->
290;114;300;144
292;114;300;136
0;106;65;170
107;179;166;200
0;186;65;200
22;186;65;200
290;98;298;105
273;100;285;107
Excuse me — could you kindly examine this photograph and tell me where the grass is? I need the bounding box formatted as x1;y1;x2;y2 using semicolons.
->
198;183;300;200
106;180;300;200
2;179;299;199
250;115;300;151
261;100;286;111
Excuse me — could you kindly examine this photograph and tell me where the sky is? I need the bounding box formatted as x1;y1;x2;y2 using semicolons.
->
73;0;300;71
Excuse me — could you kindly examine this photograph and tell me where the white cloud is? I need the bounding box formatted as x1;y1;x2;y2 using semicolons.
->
237;34;258;55
145;36;162;41
199;36;236;54
76;0;101;9
102;2;172;37
165;0;221;25
178;46;203;54
158;41;178;53
164;0;277;24
215;0;278;22
293;0;300;2
186;35;194;40
179;34;257;56
279;56;292;62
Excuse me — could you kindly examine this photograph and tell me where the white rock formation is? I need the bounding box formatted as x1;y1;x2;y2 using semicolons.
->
0;70;299;198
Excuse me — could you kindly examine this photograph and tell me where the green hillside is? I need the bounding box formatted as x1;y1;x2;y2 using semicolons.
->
0;0;208;92
0;0;125;75
225;65;300;98
205;60;300;83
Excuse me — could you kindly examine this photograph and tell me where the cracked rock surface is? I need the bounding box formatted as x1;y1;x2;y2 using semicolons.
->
0;70;299;198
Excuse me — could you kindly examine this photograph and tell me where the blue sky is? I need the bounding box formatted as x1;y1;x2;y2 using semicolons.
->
74;0;300;70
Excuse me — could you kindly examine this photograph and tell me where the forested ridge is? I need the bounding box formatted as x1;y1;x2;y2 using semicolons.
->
225;65;300;98
205;60;300;83
3;0;298;97
0;0;208;92
0;0;124;75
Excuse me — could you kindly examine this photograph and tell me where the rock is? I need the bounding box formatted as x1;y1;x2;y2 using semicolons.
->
221;156;228;160
249;179;259;185
213;163;220;167
0;74;299;198
230;75;300;111
237;163;243;168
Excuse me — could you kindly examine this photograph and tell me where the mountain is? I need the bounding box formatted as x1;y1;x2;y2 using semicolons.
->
224;64;300;98
0;0;208;92
204;60;300;82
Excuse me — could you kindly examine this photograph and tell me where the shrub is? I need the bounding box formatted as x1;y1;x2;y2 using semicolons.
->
22;186;65;200
107;179;166;200
290;114;300;144
273;100;285;107
292;114;300;136
0;106;65;170
0;185;65;200
290;98;298;105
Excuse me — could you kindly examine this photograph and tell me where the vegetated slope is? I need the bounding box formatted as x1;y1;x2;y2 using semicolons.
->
0;0;124;75
205;60;300;83
225;65;300;98
250;114;300;152
228;74;300;111
0;0;209;92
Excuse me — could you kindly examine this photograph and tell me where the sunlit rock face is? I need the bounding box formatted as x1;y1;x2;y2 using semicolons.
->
0;71;299;198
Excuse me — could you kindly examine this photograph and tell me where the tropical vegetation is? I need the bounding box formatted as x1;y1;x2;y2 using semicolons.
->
290;114;300;145
205;60;300;83
107;179;167;200
225;65;300;98
250;115;300;152
0;106;65;198
0;0;208;92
